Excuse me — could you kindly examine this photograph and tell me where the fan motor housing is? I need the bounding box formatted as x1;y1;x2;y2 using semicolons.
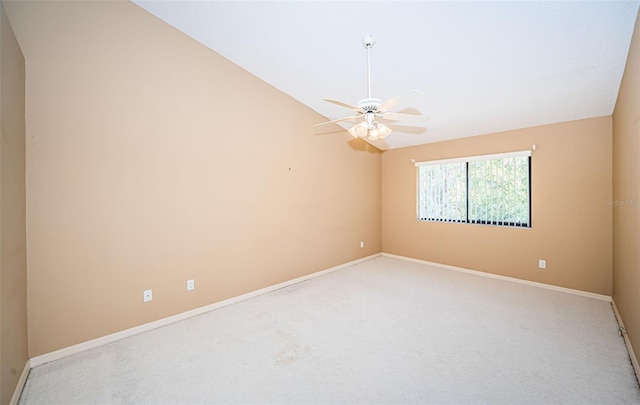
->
357;98;382;113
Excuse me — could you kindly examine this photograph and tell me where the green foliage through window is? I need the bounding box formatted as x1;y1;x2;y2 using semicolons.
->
417;155;530;227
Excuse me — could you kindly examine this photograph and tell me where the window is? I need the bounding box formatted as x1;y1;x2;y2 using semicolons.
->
416;151;531;228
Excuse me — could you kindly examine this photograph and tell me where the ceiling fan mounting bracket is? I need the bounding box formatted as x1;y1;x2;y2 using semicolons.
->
362;35;376;49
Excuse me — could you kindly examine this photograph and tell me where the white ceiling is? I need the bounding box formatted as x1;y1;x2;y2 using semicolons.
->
134;0;640;150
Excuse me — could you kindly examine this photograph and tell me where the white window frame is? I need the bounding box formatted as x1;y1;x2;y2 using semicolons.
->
415;150;532;228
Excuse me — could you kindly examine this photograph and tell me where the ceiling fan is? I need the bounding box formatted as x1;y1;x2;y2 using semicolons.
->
315;35;429;141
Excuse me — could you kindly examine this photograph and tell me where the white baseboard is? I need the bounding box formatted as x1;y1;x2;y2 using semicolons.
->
9;359;30;405
381;253;611;302
612;298;640;383
30;253;381;367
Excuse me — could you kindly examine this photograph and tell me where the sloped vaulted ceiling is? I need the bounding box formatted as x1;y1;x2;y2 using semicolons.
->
134;1;640;150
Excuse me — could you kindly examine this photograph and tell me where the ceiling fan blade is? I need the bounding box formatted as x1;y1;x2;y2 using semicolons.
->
323;98;362;112
380;112;430;123
314;115;362;127
379;89;423;112
385;124;429;135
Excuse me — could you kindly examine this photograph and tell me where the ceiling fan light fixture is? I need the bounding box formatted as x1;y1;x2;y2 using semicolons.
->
316;35;428;142
347;126;359;139
348;120;391;141
349;122;368;139
377;122;392;139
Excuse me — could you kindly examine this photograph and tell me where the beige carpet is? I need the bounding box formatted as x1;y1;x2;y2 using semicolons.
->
19;256;640;404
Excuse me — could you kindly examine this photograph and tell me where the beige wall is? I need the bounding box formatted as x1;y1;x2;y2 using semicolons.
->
382;117;613;295
613;9;640;363
4;1;380;357
0;3;27;404
0;0;629;364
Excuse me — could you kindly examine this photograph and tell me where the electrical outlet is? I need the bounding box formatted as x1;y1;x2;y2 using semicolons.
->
143;289;153;302
360;241;364;248
187;279;195;291
538;259;546;269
